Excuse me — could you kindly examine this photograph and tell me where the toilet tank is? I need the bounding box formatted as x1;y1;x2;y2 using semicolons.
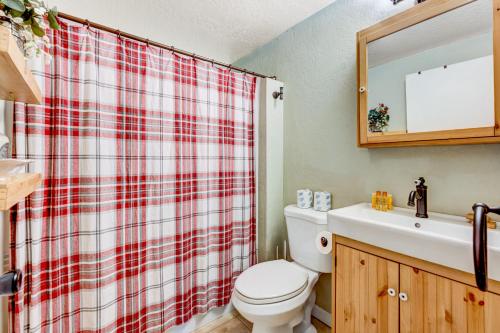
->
284;205;332;273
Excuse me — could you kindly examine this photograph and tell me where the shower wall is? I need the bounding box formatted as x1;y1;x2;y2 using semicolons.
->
258;79;285;262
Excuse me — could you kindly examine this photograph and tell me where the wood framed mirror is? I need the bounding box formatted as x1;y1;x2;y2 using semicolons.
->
357;0;500;147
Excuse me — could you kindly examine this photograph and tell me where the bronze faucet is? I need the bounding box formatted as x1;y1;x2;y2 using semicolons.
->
408;177;428;218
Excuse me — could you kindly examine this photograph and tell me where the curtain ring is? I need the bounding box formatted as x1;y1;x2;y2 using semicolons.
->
228;65;232;72
116;30;122;39
210;59;215;66
84;19;90;28
145;39;150;47
171;46;175;55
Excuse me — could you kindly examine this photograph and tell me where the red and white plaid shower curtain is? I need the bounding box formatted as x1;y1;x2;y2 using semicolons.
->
10;18;256;332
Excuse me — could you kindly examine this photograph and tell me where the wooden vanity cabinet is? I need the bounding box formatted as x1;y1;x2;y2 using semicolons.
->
332;240;500;333
335;245;399;333
399;265;490;333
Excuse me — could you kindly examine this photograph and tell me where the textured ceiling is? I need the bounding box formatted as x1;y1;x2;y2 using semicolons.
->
48;0;336;63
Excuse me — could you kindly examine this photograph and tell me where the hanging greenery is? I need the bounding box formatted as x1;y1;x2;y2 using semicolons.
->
0;0;59;58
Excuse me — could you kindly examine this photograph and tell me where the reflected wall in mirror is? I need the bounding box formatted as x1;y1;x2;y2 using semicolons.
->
357;0;500;147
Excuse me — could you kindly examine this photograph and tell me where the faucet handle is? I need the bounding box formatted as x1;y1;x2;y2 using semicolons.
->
414;177;426;186
489;206;500;215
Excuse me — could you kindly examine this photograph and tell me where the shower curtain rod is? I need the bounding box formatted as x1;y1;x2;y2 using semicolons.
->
59;13;276;80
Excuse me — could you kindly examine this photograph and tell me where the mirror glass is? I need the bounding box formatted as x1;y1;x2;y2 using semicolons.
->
367;0;493;136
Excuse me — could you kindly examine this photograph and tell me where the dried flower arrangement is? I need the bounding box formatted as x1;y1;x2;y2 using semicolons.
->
368;103;390;133
0;0;59;58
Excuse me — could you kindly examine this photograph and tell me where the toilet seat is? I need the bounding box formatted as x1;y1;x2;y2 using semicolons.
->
234;260;308;305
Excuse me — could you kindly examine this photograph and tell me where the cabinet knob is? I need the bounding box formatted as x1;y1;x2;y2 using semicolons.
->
399;292;408;302
359;86;366;93
388;288;396;297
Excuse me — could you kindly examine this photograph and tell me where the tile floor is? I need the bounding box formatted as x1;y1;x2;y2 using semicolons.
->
195;313;330;333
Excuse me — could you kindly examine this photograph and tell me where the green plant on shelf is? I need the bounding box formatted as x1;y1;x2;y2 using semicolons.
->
368;103;390;133
0;0;59;58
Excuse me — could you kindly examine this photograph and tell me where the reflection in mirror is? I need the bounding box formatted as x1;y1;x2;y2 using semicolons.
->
367;0;493;135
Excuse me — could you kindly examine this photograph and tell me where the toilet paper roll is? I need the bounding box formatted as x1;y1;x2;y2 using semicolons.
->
314;191;332;212
315;231;333;255
297;189;313;209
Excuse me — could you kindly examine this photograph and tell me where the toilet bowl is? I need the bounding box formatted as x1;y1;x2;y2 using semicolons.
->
232;205;331;333
232;260;319;333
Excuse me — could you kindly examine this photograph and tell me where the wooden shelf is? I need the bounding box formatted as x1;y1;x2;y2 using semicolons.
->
0;25;42;104
0;173;42;210
365;126;495;146
367;130;407;137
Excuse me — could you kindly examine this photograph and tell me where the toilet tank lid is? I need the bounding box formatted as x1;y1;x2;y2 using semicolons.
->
284;205;327;225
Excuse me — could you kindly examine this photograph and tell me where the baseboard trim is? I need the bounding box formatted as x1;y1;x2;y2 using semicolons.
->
312;305;331;327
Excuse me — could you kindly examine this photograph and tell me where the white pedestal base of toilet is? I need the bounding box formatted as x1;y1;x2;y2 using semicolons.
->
249;290;318;333
292;289;317;333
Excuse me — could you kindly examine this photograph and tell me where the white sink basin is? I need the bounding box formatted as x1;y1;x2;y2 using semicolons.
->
328;203;500;282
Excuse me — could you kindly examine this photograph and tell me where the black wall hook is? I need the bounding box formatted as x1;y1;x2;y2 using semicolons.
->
272;87;284;100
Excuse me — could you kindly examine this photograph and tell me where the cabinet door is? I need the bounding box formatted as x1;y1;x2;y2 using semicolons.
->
335;245;399;333
485;292;500;333
400;265;487;333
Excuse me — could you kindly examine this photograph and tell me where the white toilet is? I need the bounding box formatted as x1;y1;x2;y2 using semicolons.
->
232;205;331;333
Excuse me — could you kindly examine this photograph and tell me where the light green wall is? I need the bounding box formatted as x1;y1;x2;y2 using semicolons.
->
369;32;492;131
235;0;500;312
